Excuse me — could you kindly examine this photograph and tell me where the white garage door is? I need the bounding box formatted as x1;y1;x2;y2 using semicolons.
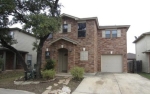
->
101;55;123;72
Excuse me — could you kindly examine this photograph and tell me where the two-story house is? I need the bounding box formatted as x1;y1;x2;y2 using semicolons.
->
42;13;130;73
0;28;37;70
133;32;150;73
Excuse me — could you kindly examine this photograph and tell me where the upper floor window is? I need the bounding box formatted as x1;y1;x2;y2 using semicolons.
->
78;23;86;37
102;29;121;38
112;30;117;38
105;30;111;38
63;24;68;33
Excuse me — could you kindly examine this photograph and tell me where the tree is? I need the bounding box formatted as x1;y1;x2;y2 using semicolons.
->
0;0;61;78
23;0;61;78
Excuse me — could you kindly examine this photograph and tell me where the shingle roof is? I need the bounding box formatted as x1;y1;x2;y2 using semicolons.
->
133;32;150;43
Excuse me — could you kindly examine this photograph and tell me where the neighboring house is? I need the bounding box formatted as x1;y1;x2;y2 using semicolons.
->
0;28;37;70
127;53;136;62
133;32;150;73
42;13;130;73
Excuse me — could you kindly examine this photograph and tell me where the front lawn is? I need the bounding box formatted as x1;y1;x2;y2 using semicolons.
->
138;73;150;80
0;70;82;94
0;70;24;84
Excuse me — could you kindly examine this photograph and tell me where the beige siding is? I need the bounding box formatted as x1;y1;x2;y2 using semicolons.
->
136;37;149;73
12;30;37;67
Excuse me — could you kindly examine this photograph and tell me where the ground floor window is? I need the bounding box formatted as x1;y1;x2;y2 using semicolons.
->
27;55;32;67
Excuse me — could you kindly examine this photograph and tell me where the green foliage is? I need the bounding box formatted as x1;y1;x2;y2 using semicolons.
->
24;14;61;37
41;70;55;79
71;66;84;81
0;58;4;70
0;0;15;28
44;59;55;70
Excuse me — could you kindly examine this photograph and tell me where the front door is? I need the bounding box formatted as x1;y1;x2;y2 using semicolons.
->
58;48;68;73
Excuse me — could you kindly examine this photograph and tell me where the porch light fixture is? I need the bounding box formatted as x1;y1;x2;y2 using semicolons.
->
64;21;66;24
110;51;113;54
83;48;86;51
46;48;49;51
61;45;64;48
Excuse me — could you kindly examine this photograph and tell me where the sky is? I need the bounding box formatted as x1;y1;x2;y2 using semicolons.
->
11;0;150;54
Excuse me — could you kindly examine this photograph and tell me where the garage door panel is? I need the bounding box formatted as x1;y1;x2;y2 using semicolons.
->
101;55;122;72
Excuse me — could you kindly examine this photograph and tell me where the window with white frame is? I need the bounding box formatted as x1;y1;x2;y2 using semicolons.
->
112;30;117;38
63;24;68;33
105;30;111;38
27;55;32;66
102;29;121;38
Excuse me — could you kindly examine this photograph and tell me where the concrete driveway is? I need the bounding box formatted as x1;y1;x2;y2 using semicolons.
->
72;73;150;94
0;88;35;94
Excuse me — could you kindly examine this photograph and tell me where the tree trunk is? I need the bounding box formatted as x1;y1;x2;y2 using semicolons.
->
36;40;43;78
36;34;49;78
0;39;28;71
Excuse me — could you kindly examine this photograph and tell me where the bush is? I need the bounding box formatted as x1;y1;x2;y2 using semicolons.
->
0;58;4;71
41;70;55;79
44;59;55;70
70;66;84;80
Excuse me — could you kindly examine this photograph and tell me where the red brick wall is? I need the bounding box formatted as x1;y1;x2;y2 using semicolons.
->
42;16;128;73
97;28;127;72
42;17;97;73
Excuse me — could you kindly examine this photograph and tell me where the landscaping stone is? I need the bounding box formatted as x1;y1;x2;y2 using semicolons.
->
49;90;57;94
31;81;40;84
63;77;72;85
46;86;52;90
58;79;65;84
14;81;24;85
54;83;58;86
42;90;50;94
21;81;33;85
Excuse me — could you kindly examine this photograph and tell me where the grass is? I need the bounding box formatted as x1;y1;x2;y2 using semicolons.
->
0;70;24;84
138;72;150;80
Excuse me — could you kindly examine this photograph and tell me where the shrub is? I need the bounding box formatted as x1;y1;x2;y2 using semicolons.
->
44;59;55;70
70;66;84;80
41;70;55;79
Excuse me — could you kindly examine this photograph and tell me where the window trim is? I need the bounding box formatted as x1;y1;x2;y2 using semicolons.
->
105;30;111;38
112;30;117;38
104;29;118;38
63;24;68;33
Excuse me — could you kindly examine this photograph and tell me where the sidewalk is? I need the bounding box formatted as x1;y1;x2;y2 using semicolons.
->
0;88;35;94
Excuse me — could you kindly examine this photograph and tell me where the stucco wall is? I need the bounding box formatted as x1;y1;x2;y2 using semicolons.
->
136;36;149;73
12;30;37;67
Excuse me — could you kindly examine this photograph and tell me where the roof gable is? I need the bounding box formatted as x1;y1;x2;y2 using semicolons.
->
49;37;78;45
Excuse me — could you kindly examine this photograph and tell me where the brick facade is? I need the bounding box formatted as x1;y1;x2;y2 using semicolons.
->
42;14;129;73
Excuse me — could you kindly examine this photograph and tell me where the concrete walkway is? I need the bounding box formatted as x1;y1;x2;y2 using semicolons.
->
0;88;35;94
72;73;150;94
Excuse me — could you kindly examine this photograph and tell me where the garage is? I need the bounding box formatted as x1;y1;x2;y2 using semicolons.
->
101;55;123;72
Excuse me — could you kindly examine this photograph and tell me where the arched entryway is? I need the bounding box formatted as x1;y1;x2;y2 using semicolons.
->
58;48;68;73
